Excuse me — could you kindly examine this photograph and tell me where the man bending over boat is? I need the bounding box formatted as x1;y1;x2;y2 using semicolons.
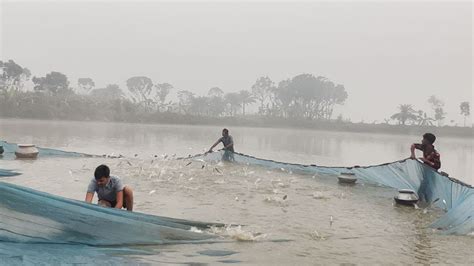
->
410;133;441;170
85;164;134;211
208;128;234;161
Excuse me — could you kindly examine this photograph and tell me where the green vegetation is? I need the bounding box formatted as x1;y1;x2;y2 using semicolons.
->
0;59;471;137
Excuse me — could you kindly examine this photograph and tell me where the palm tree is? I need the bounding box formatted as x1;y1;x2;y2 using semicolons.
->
416;110;435;126
390;104;418;125
434;107;446;127
460;101;470;127
239;90;255;116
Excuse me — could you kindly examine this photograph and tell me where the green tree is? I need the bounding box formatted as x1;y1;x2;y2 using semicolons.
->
416;110;435;126
269;74;347;120
208;87;224;98
251;76;274;114
239;90;255;116
154;83;173;111
189;96;209;116
126;76;153;108
321;82;348;120
177;90;195;114
434;107;446;126
0;60;31;91
460;101;470;127
90;84;123;100
224;92;241;117
428;95;446;126
390;104;418;125
32;72;70;95
207;87;225;117
77;78;95;94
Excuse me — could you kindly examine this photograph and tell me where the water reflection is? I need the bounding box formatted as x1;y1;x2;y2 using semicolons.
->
1;119;472;184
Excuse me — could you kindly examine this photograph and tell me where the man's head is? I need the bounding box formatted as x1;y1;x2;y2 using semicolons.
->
422;133;436;145
222;128;229;137
94;164;110;186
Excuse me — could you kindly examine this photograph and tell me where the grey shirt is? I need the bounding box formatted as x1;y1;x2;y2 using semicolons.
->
219;135;234;152
87;176;124;202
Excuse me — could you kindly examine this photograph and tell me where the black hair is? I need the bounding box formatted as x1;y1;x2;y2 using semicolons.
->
222;128;229;134
423;133;436;144
94;164;110;180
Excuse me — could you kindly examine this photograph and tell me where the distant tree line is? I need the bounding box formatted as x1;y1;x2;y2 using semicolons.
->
0;59;471;128
0;59;349;122
390;95;470;127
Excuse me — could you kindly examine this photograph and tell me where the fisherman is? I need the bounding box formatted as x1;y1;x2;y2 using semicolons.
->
85;164;134;211
208;128;234;161
410;133;441;170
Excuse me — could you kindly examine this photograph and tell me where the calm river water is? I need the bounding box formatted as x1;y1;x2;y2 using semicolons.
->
0;119;473;265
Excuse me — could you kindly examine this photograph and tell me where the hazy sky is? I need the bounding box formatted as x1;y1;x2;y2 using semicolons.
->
1;0;472;123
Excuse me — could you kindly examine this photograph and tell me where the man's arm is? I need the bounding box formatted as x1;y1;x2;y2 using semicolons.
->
410;144;416;159
85;192;94;203
208;139;221;153
419;157;436;168
410;143;422;159
115;190;124;209
85;179;96;203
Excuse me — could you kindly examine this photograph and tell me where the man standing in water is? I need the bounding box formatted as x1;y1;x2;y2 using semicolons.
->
208;128;234;161
85;164;134;211
410;133;441;170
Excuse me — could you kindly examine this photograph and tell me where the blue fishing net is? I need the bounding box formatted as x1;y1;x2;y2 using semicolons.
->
0;181;223;246
0;140;90;160
192;151;473;235
0;169;21;177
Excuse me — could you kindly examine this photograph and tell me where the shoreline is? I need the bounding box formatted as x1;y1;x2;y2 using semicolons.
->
0;115;472;139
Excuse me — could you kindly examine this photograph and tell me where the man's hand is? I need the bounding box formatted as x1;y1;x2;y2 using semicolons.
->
115;191;124;209
419;157;434;167
85;192;94;203
419;157;428;163
410;144;416;159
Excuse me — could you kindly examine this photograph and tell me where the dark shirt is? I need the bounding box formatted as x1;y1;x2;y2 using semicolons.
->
414;143;441;170
219;135;234;152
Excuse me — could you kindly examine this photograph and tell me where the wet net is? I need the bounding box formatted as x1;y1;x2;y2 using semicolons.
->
0;169;21;177
190;151;473;235
0;181;223;246
0;140;91;160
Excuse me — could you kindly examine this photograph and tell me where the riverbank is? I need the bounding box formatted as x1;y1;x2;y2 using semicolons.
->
0;114;472;139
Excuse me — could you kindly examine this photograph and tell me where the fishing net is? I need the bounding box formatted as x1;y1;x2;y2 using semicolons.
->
0;140;91;160
0;169;21;177
0;181;223;246
191;151;473;235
